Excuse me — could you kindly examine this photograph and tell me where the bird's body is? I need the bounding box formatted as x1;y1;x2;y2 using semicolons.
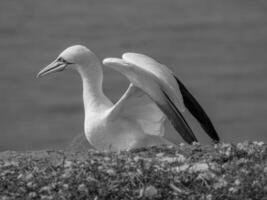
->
64;49;170;150
85;111;170;151
82;89;168;151
78;58;171;151
37;45;219;151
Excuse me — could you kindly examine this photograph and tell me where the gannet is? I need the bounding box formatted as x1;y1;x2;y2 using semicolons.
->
37;45;219;151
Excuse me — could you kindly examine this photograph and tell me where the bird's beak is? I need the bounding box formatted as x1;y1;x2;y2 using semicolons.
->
36;60;67;78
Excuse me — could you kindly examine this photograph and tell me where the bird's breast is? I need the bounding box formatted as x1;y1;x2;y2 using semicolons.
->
84;115;146;151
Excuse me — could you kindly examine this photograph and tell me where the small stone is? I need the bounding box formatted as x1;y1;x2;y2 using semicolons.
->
40;186;52;194
103;157;111;161
133;156;141;162
206;194;212;200
25;173;34;180
62;184;69;190
106;169;116;176
159;157;176;163
229;187;238;193
62;170;72;179
190;163;209;172
64;160;72;168
214;178;228;189
144;185;158;198
78;183;88;193
252;180;260;187
156;152;164;157
179;143;185;147
27;181;35;188
87;176;98;182
175;164;189;172
159;154;186;163
197;171;216;181
17;174;24;179
19;186;27;193
28;192;37;198
137;168;143;175
234;179;241;186
40;195;53;200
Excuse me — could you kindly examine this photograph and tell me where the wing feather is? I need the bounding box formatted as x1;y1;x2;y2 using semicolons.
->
118;85;166;136
103;53;219;143
103;57;197;144
122;53;185;112
175;76;220;142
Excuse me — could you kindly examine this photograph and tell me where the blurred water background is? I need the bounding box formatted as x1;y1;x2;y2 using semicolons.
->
0;0;267;151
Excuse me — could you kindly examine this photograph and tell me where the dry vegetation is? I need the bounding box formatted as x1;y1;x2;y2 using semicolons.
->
0;142;266;200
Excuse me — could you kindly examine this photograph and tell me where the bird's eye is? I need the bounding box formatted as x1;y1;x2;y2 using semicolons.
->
57;57;74;65
58;57;66;63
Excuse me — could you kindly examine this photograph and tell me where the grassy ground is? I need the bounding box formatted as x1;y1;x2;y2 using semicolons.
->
0;142;266;200
0;0;267;150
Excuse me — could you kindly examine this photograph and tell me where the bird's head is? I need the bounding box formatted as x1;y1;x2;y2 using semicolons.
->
37;45;98;78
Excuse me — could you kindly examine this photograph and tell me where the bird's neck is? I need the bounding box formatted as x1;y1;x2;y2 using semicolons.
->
77;61;112;116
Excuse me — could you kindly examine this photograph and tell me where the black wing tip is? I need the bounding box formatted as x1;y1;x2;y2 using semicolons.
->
183;133;198;145
183;135;198;145
205;127;220;142
212;132;220;142
214;139;220;143
174;75;220;142
212;136;220;144
189;138;198;145
161;90;198;144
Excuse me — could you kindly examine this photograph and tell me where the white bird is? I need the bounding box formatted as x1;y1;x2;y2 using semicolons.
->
37;45;219;151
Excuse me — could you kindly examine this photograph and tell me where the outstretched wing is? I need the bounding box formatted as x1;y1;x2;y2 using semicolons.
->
110;83;167;136
103;55;198;144
122;53;185;112
126;53;219;142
